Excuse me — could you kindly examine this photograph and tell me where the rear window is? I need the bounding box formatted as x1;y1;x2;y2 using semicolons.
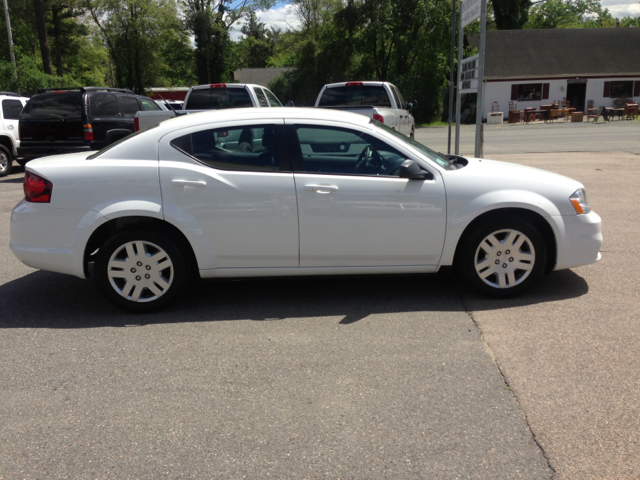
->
21;92;83;121
185;87;253;110
318;85;391;107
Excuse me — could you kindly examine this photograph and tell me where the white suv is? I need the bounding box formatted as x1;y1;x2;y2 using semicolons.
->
0;92;30;177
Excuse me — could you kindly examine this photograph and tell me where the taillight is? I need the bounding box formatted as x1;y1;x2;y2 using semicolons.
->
24;171;53;203
83;123;93;141
210;83;226;88
18;125;21;141
346;82;363;87
134;116;139;132
373;114;384;123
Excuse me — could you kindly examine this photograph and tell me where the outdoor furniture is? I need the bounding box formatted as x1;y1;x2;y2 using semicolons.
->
571;112;584;122
561;100;571;108
624;103;638;120
488;112;503;124
549;109;561;122
608;108;624;120
561;108;571;121
524;107;537;123
508;110;521;123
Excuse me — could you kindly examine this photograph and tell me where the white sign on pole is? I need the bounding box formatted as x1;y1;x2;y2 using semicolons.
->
459;54;479;93
460;0;481;28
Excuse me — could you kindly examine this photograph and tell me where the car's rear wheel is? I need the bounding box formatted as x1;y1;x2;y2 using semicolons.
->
0;145;12;177
458;218;547;297
94;229;189;312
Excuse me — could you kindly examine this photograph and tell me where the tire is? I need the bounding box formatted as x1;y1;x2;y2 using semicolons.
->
410;127;415;140
0;145;12;177
458;217;547;297
94;229;190;312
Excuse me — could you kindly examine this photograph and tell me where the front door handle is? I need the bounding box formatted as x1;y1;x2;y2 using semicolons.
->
171;179;207;187
304;184;338;194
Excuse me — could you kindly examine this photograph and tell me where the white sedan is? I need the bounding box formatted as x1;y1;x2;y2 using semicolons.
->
10;108;602;312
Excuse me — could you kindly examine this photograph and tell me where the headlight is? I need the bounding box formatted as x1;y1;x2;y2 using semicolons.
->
569;188;591;214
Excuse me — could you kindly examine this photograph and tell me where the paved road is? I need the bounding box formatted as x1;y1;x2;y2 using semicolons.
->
416;119;640;156
1;142;639;478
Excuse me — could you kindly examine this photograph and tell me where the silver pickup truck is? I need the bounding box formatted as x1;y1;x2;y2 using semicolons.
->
134;83;283;132
315;81;416;139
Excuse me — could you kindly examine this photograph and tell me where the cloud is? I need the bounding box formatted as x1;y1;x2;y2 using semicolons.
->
231;6;302;41
601;0;640;18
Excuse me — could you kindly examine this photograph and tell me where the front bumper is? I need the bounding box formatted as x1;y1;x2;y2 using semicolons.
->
553;210;602;271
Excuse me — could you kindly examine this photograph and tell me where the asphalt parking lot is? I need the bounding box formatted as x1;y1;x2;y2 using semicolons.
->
1;126;639;478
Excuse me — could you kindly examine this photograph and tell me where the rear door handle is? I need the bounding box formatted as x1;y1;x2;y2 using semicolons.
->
304;184;338;194
171;179;207;187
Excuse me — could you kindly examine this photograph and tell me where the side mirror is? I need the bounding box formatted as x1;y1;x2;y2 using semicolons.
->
408;100;418;110
399;159;431;180
285;100;294;107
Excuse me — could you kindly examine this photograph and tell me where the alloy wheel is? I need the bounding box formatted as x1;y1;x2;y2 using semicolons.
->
106;240;174;302
474;229;535;289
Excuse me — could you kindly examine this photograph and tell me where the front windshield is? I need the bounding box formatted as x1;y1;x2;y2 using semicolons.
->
371;120;450;168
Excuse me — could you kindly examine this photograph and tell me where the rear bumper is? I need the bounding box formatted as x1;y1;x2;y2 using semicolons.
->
18;145;92;161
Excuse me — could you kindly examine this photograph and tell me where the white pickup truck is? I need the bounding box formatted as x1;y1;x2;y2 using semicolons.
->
134;83;283;132
315;81;416;139
0;92;30;176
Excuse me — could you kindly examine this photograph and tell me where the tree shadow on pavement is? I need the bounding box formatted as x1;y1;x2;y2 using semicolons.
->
0;269;588;329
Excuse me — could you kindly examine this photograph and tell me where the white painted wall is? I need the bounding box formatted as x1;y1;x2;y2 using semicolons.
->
481;77;640;119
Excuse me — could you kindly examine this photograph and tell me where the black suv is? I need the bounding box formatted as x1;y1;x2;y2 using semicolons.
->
18;87;162;164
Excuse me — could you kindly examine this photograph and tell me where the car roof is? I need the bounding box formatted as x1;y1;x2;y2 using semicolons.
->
153;107;373;134
189;84;267;91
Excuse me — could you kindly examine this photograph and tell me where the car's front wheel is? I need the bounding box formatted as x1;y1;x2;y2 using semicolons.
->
458;218;547;297
94;229;190;312
0;145;13;177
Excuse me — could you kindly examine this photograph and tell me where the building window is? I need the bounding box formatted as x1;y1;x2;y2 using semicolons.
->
609;81;633;98
517;84;542;101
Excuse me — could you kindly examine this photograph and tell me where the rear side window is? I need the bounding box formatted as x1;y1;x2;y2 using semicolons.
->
119;96;141;117
253;87;269;107
318;86;391;107
185;88;253;110
90;94;119;117
2;99;24;120
264;88;282;107
170;124;281;172
141;98;162;111
21;93;83;121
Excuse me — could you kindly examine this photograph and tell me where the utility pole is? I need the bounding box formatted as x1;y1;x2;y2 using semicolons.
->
2;0;17;81
447;0;456;154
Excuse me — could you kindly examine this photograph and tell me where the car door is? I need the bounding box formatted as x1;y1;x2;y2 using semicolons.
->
158;120;299;270
286;120;446;268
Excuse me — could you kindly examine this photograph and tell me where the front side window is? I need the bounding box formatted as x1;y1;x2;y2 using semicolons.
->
2;99;24;120
119;96;141;117
291;125;406;177
264;88;282;107
170;124;281;172
90;94;118;117
609;81;633;98
517;83;542;101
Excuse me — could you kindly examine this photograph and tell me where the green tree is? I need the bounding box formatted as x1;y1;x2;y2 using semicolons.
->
85;0;191;93
491;0;531;29
525;0;615;29
181;0;274;84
